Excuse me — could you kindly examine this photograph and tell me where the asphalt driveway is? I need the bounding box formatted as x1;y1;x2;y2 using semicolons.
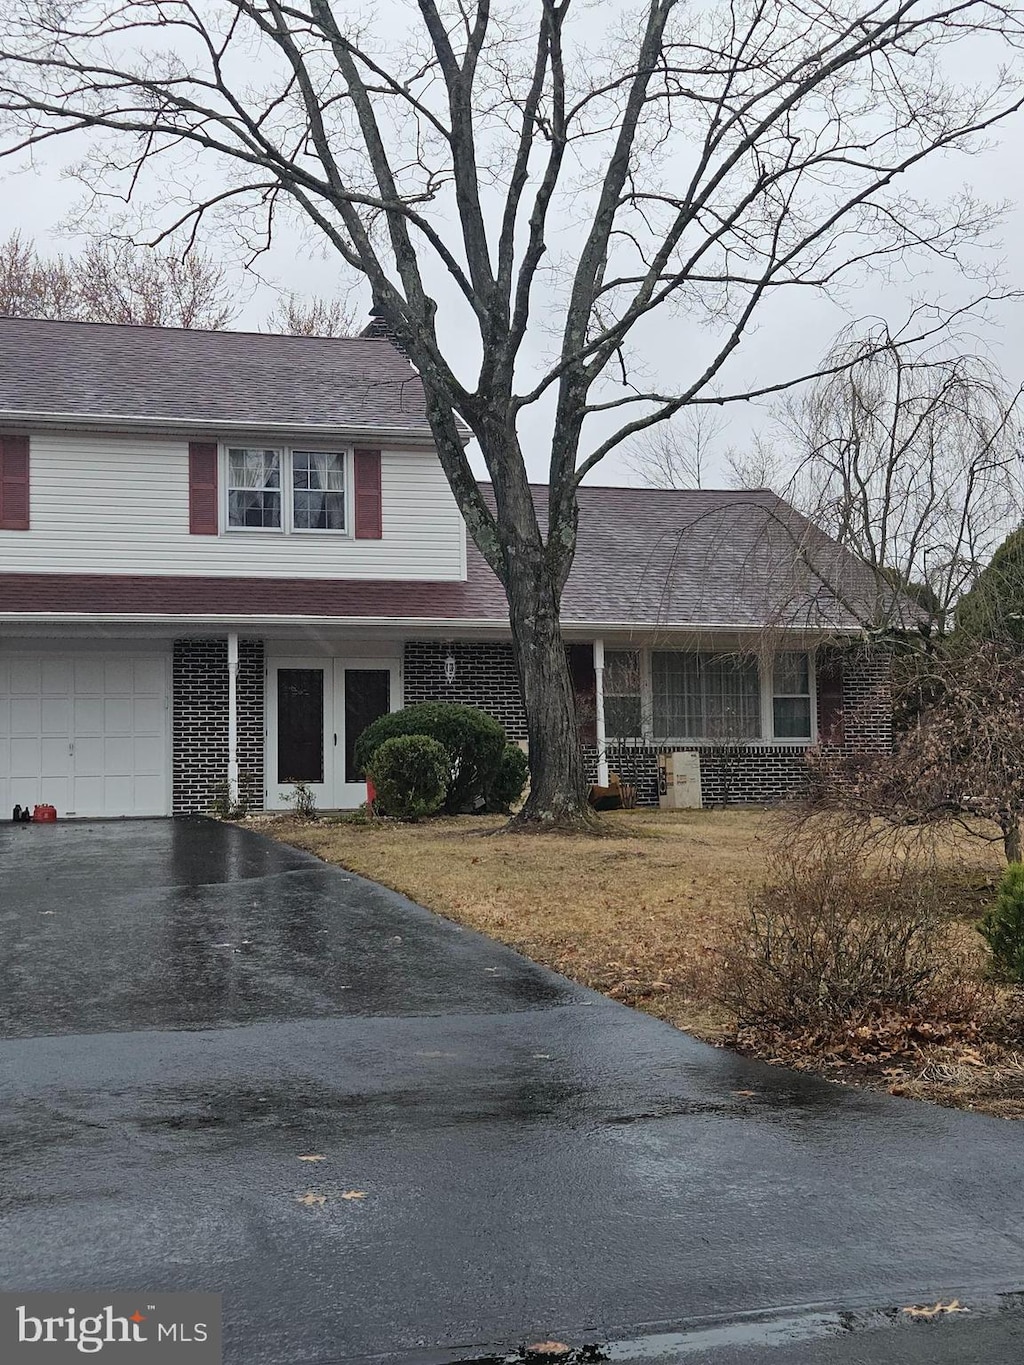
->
1;817;1023;1365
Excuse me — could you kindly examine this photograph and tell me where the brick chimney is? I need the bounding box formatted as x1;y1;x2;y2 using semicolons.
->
359;307;412;360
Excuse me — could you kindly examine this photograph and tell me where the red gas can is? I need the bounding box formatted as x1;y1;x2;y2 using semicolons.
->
33;804;57;822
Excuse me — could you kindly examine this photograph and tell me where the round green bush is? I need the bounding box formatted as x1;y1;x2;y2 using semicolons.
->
485;743;529;812
368;734;449;821
354;702;506;814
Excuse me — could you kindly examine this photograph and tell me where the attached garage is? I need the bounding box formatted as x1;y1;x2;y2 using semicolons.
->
0;649;170;818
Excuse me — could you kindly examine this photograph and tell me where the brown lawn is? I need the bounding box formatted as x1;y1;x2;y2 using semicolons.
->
261;807;1024;1116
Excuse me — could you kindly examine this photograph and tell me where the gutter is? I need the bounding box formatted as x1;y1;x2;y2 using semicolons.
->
0;611;868;634
0;409;465;446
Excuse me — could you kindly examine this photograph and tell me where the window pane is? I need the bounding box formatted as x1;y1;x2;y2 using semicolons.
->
277;669;324;783
606;695;642;739
227;448;282;527
774;696;812;738
292;452;346;530
652;652;702;738
702;656;761;739
653;652;761;739
775;651;809;695
228;489;281;528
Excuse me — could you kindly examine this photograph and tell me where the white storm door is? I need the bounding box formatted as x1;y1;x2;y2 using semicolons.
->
266;659;333;810
335;660;400;808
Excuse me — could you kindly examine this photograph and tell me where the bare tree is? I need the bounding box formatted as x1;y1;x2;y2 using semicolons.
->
2;1;1023;824
624;410;727;489
780;330;1024;633
0;233;236;328
267;292;358;337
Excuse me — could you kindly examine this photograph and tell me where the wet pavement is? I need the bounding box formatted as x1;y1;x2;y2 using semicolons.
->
1;817;1023;1364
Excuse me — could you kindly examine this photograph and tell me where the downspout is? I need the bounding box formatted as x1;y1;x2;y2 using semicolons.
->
593;637;609;786
227;632;239;805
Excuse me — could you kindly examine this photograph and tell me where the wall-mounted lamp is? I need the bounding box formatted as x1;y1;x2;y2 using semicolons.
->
443;651;457;685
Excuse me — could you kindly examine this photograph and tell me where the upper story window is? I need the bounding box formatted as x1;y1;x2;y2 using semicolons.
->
226;447;348;533
227;448;282;529
652;652;761;740
773;651;812;738
292;451;346;531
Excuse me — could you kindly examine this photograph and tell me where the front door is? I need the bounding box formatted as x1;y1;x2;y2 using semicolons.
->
266;657;399;810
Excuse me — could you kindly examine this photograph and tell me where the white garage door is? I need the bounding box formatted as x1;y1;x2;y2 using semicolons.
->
0;652;170;818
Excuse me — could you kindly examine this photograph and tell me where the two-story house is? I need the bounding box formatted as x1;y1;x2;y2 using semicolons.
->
0;315;892;819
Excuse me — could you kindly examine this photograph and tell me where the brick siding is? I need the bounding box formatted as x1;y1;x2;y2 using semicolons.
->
403;641;528;741
172;638;264;814
405;638;892;807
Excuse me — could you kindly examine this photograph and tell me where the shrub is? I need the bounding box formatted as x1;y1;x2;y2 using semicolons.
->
979;862;1024;982
368;734;449;821
485;743;529;812
354;702;506;814
283;780;318;822
716;837;949;1032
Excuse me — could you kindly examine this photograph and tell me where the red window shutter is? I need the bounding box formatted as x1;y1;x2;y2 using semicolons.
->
188;441;219;535
817;654;845;746
567;643;597;744
353;448;383;539
0;434;30;530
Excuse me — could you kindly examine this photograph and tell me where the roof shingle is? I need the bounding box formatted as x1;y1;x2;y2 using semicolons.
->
0;316;431;432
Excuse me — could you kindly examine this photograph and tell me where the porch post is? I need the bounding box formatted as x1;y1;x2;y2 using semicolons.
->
593;637;609;786
227;632;240;804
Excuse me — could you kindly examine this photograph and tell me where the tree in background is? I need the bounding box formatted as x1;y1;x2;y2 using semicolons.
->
3;0;1024;823
265;293;357;338
955;527;1024;644
629;327;1024;638
0;234;236;328
781;332;1024;636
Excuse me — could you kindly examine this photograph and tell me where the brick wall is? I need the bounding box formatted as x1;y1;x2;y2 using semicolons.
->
405;637;892;808
403;641;527;741
172;638;265;814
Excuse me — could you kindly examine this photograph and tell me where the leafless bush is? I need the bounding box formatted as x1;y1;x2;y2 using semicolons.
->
716;827;963;1033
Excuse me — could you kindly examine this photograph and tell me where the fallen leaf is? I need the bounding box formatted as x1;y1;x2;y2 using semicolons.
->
340;1190;367;1201
296;1192;327;1207
902;1300;969;1319
298;1155;326;1162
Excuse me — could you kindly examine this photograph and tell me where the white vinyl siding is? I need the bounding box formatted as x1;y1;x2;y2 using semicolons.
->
0;431;466;580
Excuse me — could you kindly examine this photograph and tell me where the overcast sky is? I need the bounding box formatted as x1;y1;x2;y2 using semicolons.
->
2;6;1022;490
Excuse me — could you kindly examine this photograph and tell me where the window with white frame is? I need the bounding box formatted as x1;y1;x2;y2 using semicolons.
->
603;650;642;739
292;451;346;531
227;448;282;528
652;652;761;740
772;651;812;738
226;447;348;532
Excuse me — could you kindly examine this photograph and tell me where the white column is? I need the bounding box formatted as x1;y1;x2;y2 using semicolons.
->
593;637;609;786
227;632;240;804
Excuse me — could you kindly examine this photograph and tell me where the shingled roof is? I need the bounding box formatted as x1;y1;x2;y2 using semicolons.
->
0;486;881;631
0;316;432;433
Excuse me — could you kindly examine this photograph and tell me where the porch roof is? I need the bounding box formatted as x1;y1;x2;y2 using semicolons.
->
0;486;882;631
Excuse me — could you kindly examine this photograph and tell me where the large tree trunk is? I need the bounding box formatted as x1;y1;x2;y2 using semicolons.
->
502;537;591;829
507;576;590;828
